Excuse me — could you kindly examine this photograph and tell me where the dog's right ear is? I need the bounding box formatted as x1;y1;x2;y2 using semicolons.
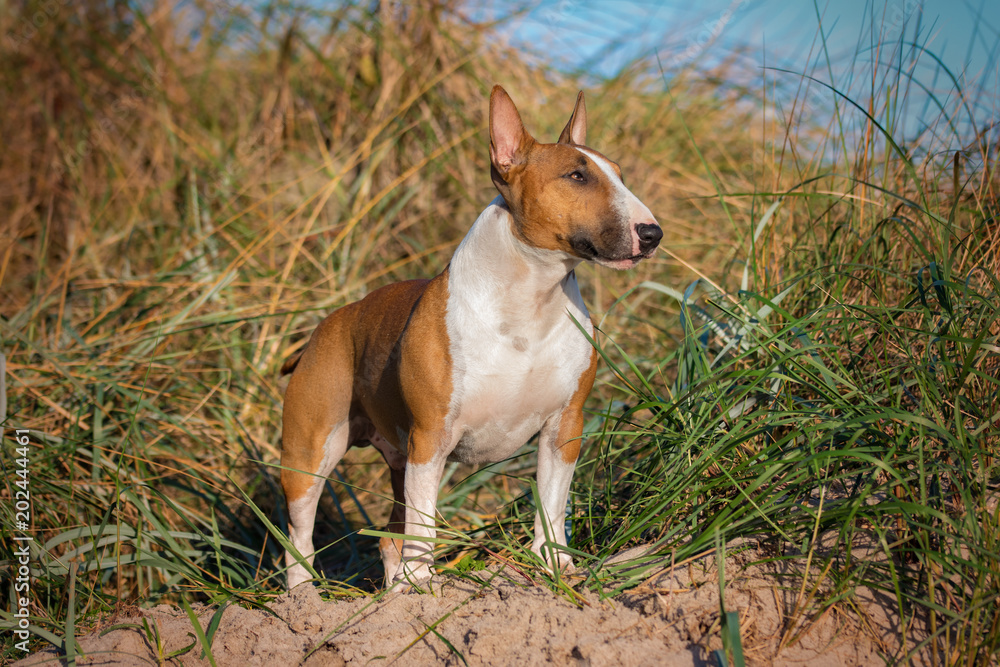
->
489;85;532;181
557;91;586;145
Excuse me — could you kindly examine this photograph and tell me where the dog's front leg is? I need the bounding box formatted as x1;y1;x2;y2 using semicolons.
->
532;351;595;575
531;411;582;574
392;430;448;587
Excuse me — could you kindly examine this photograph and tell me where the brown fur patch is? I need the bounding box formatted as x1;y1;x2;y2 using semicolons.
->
280;279;435;503
512;145;626;259
280;350;304;376
396;270;454;464
348;279;433;452
379;466;407;572
280;306;359;503
555;345;598;464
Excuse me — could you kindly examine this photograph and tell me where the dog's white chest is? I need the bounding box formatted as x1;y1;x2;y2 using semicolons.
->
445;319;592;463
446;318;590;464
442;203;594;465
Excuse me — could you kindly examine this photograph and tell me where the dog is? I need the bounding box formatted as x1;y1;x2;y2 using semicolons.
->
279;85;661;589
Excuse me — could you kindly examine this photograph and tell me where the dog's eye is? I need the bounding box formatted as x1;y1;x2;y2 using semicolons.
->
568;171;586;182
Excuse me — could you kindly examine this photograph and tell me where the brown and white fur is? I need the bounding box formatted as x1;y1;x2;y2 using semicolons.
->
280;86;661;590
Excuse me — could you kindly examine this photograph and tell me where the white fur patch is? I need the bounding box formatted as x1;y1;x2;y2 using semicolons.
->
443;197;594;465
532;417;577;571
575;146;657;261
391;457;446;585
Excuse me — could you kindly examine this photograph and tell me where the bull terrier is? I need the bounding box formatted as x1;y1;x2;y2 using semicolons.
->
280;85;661;589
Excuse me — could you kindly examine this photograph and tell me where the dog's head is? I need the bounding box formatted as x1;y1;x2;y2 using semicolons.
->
488;85;661;270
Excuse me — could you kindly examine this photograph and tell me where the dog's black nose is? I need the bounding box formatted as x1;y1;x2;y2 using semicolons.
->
637;223;662;252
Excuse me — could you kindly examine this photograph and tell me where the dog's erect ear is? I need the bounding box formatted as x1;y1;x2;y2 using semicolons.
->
489;85;532;178
557;91;587;146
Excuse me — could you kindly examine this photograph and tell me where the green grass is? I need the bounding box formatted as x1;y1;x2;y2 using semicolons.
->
1;1;998;665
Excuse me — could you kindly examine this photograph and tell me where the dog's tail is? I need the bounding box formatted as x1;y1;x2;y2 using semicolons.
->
280;350;304;376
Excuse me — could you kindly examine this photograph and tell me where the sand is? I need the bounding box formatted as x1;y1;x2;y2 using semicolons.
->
16;544;918;666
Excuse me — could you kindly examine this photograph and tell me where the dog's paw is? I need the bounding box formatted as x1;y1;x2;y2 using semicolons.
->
554;558;576;575
385;580;426;595
386;562;433;593
286;565;316;591
532;544;575;576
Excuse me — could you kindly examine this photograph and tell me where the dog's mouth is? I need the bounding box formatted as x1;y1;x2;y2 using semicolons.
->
568;231;656;270
595;253;651;271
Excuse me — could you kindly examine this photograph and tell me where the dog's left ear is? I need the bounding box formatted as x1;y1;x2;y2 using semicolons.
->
557;91;587;145
490;85;532;177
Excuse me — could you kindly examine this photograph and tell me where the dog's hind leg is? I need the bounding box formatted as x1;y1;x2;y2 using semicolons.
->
280;314;357;590
281;419;348;589
379;466;407;588
365;429;409;588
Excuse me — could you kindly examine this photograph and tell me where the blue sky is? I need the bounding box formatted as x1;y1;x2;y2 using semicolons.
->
497;0;1000;144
